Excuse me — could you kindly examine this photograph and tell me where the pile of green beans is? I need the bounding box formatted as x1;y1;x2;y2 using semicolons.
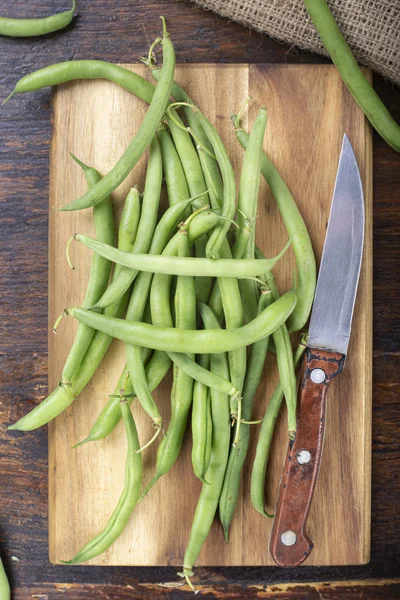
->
6;17;318;590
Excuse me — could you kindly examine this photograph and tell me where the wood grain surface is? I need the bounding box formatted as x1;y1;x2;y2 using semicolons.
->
48;63;372;567
0;0;399;597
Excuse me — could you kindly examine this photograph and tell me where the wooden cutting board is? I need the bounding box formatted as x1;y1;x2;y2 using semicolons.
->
48;64;372;566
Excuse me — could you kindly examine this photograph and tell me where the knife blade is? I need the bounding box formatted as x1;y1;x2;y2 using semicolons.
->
269;134;364;568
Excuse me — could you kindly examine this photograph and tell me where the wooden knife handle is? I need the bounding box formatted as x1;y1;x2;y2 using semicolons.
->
269;347;345;567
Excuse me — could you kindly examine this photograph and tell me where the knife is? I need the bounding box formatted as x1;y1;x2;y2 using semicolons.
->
269;134;365;568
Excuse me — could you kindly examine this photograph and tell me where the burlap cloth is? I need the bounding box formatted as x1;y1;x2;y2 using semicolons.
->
189;0;400;86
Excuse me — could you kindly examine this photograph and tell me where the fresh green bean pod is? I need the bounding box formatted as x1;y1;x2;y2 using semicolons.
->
63;399;142;564
219;288;272;540
9;191;141;432
235;127;316;333
0;1;76;38
304;0;400;152
75;233;290;278
59;19;174;211
251;341;306;517
191;354;212;482
61;157;115;383
158;127;190;206
67;289;297;355
180;303;231;589
168;352;241;399
114;187;142;255
142;226;196;497
165;110;212;303
257;252;298;436
0;558;10;600
5;60;155;105
236;107;268;323
95;136;162;308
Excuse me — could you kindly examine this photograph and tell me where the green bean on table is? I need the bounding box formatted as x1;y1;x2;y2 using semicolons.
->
64;398;142;564
158;126;190;207
219;287;273;540
236;107;268;324
236;123;316;333
61;156;115;384
67;289;297;354
9;187;141;432
74;233;290;278
0;1;76;38
59;18;174;212
304;0;400;152
191;354;212;482
251;339;307;518
180;302;231;592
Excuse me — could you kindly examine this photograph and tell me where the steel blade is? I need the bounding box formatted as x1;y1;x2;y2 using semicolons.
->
308;134;364;355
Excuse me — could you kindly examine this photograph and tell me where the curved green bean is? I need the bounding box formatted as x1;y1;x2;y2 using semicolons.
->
67;289;297;354
251;340;306;518
236;126;316;332
304;0;400;152
5;60;155;105
74;233;290;278
95;136;162;308
158;126;190;206
168;352;241;400
219;288;273;540
62;156;115;383
0;558;10;600
0;1;76;38
63;399;142;564
180;303;231;591
59;19;175;211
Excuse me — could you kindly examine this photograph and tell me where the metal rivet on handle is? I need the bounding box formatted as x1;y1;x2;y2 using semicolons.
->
296;450;311;464
310;368;325;384
281;530;297;546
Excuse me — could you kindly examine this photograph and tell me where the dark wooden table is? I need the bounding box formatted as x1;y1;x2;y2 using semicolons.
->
0;1;399;598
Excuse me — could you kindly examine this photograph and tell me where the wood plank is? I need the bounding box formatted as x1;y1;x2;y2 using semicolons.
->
48;64;372;566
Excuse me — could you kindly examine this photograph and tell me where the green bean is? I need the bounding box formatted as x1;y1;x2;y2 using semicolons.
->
208;239;246;420
304;0;400;152
63;399;142;564
0;1;76;38
147;70;234;257
235;124;316;332
257;251;298;437
164;110;212;303
219;288;273;540
0;558;10;600
95;136;162;308
180;302;231;592
158;127;190;206
59;18;174;211
74;233;290;278
67;289;297;354
168;352;241;400
9;190;141;431
61;156;115;383
236;107;268;323
150;66;223;211
5;60;155;105
191;354;211;482
142;224;197;497
251;340;307;518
